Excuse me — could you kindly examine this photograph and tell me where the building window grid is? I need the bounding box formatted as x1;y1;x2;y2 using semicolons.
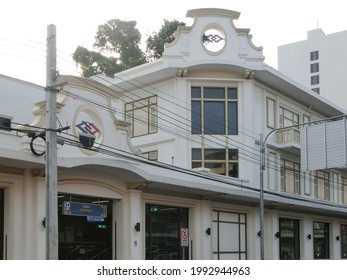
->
125;96;157;138
281;159;300;195
342;177;347;204
310;63;319;73
212;210;247;260
279;218;300;260
313;221;330;259
341;224;347;258
279;106;299;128
315;171;330;201
311;75;320;85
310;50;319;61
192;148;238;178
191;86;238;135
311;87;320;94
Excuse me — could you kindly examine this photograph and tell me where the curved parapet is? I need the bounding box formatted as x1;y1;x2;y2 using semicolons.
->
163;8;265;65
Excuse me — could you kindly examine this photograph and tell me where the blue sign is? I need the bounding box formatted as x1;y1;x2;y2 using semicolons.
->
63;201;107;218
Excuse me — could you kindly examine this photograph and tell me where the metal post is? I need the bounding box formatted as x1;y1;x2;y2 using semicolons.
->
259;133;265;260
45;24;58;260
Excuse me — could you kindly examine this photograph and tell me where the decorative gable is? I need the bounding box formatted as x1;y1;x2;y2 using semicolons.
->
162;8;265;65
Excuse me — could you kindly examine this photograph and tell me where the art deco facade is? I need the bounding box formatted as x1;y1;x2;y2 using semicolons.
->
1;8;347;260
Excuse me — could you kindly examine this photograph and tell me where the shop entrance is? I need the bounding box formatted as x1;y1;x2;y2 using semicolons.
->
145;204;189;260
58;194;113;260
0;189;3;260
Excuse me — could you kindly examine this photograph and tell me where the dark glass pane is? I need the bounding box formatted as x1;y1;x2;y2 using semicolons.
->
191;87;201;98
313;221;329;259
192;162;203;169
227;88;237;99
279;218;300;260
146;205;188;260
228;102;238;135
204;101;225;134
204;87;225;99
204;149;225;160
228;162;238;177
341;224;347;258
228;149;238;160
191;101;201;134
205;162;226;175
0;189;3;260
192;148;201;160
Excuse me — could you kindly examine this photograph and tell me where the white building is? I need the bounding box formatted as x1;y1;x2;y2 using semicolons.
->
1;8;347;260
278;28;347;108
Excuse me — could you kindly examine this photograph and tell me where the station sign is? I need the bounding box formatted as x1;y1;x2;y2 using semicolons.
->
62;201;107;218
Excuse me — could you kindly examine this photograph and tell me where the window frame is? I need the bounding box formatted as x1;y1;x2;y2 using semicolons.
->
313;221;330;259
266;97;276;129
279;106;299;128
279;218;300;260
310;50;319;61
191;86;238;135
125;95;157;138
212;210;247;260
281;159;300;195
315;170;330;201
192;148;239;178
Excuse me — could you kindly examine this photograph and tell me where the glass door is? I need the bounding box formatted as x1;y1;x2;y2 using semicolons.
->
0;189;4;260
145;204;189;260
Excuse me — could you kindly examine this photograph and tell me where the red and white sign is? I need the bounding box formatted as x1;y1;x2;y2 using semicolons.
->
180;228;189;247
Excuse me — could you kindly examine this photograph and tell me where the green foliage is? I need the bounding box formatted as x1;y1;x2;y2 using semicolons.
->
73;46;123;78
73;19;185;78
94;19;147;68
146;19;185;60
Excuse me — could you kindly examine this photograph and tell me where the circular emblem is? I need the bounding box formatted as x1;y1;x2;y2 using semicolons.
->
73;105;104;153
201;26;226;54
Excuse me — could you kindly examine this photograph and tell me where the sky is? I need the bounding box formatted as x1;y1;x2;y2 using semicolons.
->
1;0;347;86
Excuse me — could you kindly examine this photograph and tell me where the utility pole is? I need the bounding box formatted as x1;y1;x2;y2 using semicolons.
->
45;24;58;260
259;133;265;260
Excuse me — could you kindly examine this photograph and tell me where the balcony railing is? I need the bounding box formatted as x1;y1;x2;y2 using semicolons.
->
276;127;300;145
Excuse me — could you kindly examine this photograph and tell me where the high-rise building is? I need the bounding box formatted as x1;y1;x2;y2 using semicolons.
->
278;28;347;109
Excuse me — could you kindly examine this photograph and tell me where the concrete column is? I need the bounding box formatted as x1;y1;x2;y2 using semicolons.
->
121;189;142;259
190;201;211;259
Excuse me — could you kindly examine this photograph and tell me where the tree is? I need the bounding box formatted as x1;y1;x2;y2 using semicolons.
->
73;19;185;78
146;19;185;60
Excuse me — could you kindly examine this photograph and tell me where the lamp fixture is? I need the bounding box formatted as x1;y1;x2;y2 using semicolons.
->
79;132;95;149
307;234;312;240
135;222;140;232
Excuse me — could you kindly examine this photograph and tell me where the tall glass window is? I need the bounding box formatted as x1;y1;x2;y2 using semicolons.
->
145;204;189;260
212;210;247;260
191;86;238;135
341;224;347;258
315;171;330;201
125;96;157;137
342;177;347;204
279;106;299;127
313;221;330;259
0;189;3;260
281;159;300;194
279;218;300;259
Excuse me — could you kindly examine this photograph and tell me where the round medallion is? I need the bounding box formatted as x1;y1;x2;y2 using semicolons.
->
73;105;104;153
201;25;226;54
